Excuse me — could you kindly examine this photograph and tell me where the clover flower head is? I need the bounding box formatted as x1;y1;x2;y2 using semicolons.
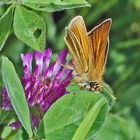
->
1;48;73;130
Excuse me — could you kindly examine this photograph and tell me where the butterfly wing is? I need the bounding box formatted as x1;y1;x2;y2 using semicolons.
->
64;16;89;75
88;19;112;82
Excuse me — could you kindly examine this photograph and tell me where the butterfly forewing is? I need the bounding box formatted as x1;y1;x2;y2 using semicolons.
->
88;19;112;82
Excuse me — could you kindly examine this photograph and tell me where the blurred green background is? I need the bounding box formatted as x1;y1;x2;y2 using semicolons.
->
0;0;140;139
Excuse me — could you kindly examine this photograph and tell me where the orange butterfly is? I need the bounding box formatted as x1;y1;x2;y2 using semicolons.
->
64;16;112;94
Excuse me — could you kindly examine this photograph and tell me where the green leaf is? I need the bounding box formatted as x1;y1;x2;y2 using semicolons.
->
2;56;33;137
66;83;82;93
72;98;106;140
21;0;90;12
37;92;108;140
102;83;116;103
13;5;46;52
0;6;13;51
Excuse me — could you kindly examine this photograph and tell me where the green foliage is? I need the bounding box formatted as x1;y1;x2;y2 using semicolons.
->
0;0;89;51
2;57;32;137
1;0;140;139
96;115;140;140
23;0;90;12
37;93;108;140
0;6;13;50
72;97;107;140
14;5;46;52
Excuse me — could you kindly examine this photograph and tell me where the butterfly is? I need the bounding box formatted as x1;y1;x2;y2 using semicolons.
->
64;16;112;94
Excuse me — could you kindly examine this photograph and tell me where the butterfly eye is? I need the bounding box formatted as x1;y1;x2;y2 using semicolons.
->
90;82;97;87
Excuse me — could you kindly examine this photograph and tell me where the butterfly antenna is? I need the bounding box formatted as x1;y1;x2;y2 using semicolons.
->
103;87;116;100
56;61;73;70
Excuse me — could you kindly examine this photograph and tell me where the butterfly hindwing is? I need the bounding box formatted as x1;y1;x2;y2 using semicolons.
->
64;16;89;74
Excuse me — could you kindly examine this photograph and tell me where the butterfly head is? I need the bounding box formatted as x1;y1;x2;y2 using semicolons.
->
74;73;103;92
89;81;102;92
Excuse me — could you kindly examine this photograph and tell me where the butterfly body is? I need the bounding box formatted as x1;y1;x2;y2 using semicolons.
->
64;16;112;92
73;70;102;92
